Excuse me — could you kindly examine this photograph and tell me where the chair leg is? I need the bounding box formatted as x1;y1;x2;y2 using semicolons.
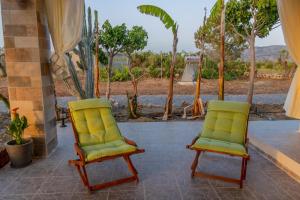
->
75;165;91;189
123;156;139;182
240;158;246;188
191;151;201;178
70;156;141;191
243;158;248;180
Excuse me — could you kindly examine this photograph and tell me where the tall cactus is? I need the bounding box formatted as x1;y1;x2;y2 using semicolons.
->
65;7;96;99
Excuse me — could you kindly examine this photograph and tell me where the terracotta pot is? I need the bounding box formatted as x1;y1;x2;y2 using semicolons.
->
5;138;33;168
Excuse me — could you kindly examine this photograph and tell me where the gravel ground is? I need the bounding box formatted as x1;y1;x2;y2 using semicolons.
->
0;94;287;112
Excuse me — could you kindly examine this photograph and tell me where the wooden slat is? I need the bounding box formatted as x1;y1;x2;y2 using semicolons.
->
194;171;240;184
90;176;137;191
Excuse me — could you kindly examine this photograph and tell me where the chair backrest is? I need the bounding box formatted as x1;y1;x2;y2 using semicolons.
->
201;100;250;145
68;98;123;146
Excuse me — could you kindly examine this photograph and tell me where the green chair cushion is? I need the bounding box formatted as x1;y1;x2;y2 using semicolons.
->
192;137;248;157
68;98;123;146
82;140;137;161
69;98;111;111
201;100;250;145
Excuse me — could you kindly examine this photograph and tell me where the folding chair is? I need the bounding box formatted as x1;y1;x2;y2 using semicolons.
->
187;100;250;188
68;98;144;191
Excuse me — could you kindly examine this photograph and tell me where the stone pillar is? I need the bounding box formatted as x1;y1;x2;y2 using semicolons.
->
1;0;57;157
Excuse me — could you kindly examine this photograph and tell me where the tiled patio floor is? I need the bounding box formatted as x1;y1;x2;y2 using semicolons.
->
1;121;300;200
249;120;300;163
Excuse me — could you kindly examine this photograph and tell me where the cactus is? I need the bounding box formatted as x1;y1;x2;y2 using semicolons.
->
65;7;96;99
0;48;9;109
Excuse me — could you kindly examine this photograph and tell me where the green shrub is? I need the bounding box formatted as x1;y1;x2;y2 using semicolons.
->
224;73;235;81
224;60;248;80
99;67;108;81
202;68;218;79
111;67;131;81
256;62;263;69
194;58;247;80
131;67;143;78
148;65;161;78
132;51;186;79
201;58;218;79
265;61;274;69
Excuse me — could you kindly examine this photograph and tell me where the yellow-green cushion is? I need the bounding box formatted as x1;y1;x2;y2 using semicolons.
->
82;140;137;161
192;137;248;157
68;99;123;146
201;100;250;145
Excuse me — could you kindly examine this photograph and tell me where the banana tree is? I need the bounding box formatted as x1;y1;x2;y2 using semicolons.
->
193;8;207;117
137;5;178;120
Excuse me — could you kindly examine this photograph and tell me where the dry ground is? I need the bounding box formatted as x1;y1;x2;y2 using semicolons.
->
43;78;291;96
0;78;291;97
56;78;292;96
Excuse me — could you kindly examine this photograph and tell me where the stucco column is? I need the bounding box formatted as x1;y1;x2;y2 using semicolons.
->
1;0;57;157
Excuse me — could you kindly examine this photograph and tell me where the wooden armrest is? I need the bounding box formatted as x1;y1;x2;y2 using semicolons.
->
74;143;85;164
124;137;137;147
186;136;199;149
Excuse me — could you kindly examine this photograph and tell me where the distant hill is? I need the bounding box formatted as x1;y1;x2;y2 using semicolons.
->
242;45;287;61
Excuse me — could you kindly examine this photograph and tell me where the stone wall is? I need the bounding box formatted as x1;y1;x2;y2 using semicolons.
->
1;0;57;156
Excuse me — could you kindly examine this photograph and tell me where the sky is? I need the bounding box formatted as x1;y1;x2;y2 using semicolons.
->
0;0;286;52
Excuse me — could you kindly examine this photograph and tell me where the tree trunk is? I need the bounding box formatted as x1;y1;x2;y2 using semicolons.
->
160;52;163;79
127;91;138;119
218;0;225;101
247;35;256;104
289;63;297;78
284;61;288;78
132;80;138;96
127;56;139;119
130;80;138;118
163;28;178;120
193;54;204;116
106;54;113;99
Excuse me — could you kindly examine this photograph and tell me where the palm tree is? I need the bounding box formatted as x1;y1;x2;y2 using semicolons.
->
137;5;178;120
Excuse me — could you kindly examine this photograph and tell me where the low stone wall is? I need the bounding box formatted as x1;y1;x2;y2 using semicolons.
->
244;72;289;80
257;73;286;79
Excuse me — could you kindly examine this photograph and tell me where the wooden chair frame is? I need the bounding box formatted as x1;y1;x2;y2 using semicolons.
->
68;110;145;191
186;118;250;188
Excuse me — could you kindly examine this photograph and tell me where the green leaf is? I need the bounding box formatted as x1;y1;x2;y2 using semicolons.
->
137;5;177;33
124;26;148;56
99;20;128;54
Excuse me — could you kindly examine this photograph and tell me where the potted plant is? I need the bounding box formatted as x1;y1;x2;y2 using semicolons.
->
5;108;32;168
